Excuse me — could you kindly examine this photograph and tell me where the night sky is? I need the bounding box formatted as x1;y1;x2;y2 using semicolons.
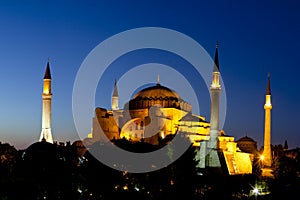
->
0;0;299;150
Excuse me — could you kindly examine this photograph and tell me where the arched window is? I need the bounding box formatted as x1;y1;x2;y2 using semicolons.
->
140;121;144;130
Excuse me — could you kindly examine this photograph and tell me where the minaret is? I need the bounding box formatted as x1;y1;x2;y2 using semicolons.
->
209;41;221;147
39;61;53;143
202;42;222;168
262;73;272;168
112;80;119;110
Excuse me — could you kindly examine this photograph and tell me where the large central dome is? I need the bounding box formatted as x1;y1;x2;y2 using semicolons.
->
133;83;181;99
125;83;192;112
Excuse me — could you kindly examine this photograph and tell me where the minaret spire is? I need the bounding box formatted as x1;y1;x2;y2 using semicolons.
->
112;79;119;110
266;73;271;95
205;42;222;167
39;60;54;143
213;41;220;72
113;79;118;97
209;41;221;141
44;60;52;79
262;73;273;177
157;74;160;85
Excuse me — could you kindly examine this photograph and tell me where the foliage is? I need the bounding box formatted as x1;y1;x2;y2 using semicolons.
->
0;142;18;173
0;140;299;200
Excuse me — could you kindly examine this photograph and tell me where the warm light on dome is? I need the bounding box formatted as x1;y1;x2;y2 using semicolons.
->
126;83;192;112
132;84;181;99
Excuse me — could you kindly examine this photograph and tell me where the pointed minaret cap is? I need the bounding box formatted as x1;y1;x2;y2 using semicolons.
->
113;79;118;97
157;74;160;85
213;41;220;72
266;73;271;95
44;60;52;79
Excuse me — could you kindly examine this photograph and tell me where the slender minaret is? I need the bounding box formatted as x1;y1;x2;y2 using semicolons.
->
197;42;222;168
262;73;272;167
209;41;221;148
112;80;119;110
39;61;53;143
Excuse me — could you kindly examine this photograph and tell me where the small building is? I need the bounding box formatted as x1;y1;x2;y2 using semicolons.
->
237;136;258;154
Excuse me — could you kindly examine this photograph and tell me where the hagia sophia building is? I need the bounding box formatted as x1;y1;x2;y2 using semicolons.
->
86;43;273;176
37;43;273;176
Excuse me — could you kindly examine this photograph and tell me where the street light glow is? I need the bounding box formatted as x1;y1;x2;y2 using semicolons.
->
260;155;264;160
253;188;259;195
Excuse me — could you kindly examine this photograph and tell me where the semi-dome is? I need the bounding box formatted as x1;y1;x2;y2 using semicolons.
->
237;136;256;143
236;136;258;154
125;83;192;112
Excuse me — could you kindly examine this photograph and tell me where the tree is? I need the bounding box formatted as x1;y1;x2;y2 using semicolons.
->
0;142;18;173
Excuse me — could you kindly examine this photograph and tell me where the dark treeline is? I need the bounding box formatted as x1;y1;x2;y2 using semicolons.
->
0;139;299;200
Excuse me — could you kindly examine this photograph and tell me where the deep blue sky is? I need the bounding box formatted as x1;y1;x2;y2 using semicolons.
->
0;0;299;150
